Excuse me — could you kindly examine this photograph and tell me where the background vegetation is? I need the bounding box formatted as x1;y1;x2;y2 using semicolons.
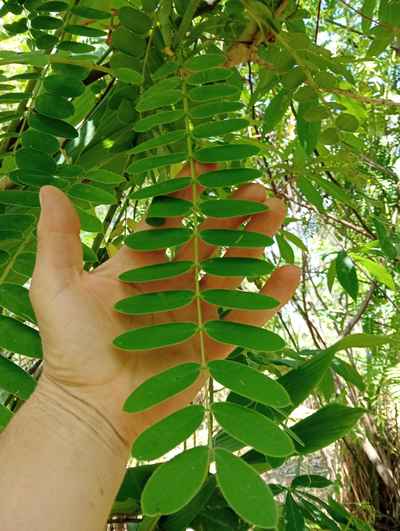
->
0;0;399;529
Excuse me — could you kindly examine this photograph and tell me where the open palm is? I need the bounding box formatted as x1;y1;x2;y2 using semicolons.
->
31;165;300;443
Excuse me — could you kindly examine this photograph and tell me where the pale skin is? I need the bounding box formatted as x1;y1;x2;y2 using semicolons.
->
0;163;300;531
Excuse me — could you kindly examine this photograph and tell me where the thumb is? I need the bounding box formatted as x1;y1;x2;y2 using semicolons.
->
33;186;83;292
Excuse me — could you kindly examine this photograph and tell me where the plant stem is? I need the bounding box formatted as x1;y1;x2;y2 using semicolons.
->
174;0;202;49
182;76;214;454
182;79;207;370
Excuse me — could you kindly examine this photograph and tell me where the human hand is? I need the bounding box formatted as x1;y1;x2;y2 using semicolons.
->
30;163;300;446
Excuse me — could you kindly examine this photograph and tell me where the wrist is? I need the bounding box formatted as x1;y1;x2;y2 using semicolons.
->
32;373;131;457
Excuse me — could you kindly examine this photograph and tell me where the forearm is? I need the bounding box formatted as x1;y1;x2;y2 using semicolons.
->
0;375;130;531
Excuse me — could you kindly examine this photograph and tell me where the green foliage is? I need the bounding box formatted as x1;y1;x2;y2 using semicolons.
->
123;363;201;413
215;448;278;528
0;0;398;529
142;447;209;516
132;405;205;460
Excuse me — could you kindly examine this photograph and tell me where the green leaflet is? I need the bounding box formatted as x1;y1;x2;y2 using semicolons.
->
291;474;332;489
331;333;392;353
294;85;317;102
13;252;36;277
71;6;111;19
0;191;39;207
68;184;116;205
0;214;35;233
83;244;98;264
119;261;193;283
0;92;31;103
212;402;294;457
205;320;285;351
29;113;79;139
76;208;103;233
188;67;233;85
190;101;243;119
113;67;143;85
152;62;179;80
353;255;395;290
195;144;260;163
0;230;21;242
130;177;191;199
0;405;13;430
263;90;291;133
10;170;57;187
134;110;185;132
200;229;273;248
297;176;324;211
131;130;186;155
0;283;36;322
200;199;267;218
208;360;290;408
7;72;35;81
114;322;198;351
291;493;334;526
161;476;216;531
0;251;9;267
296;100;321;155
132;405;205;460
0;111;17;124
215;448;278;529
0;315;42;359
136;90;182;112
21;129;59;154
51;64;88;80
119;6;152;34
125;228;192;251
37;1;69;11
43;75;85;98
202;257;274;277
128;152;187;174
33;33;58;50
189;84;241;102
0;355;36;400
185;53;225;71
313;176;354;206
284;493;305;531
115;290;194;315
147;197;192;218
277;234;295;264
64;25;106;37
333;358;366;392
123;362;201;413
192;118;249;138
197;167;262;187
291;404;365;454
336;113;359;132
115;464;157;510
35;93;75;120
112;27;146;57
110;51;141;71
320;127;340;145
16;147;57;174
141;447;209;516
86;169;124;185
137;515;161;530
278;350;335;412
335;251;358;301
31;15;63;29
373;217;397;260
202;289;278;310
